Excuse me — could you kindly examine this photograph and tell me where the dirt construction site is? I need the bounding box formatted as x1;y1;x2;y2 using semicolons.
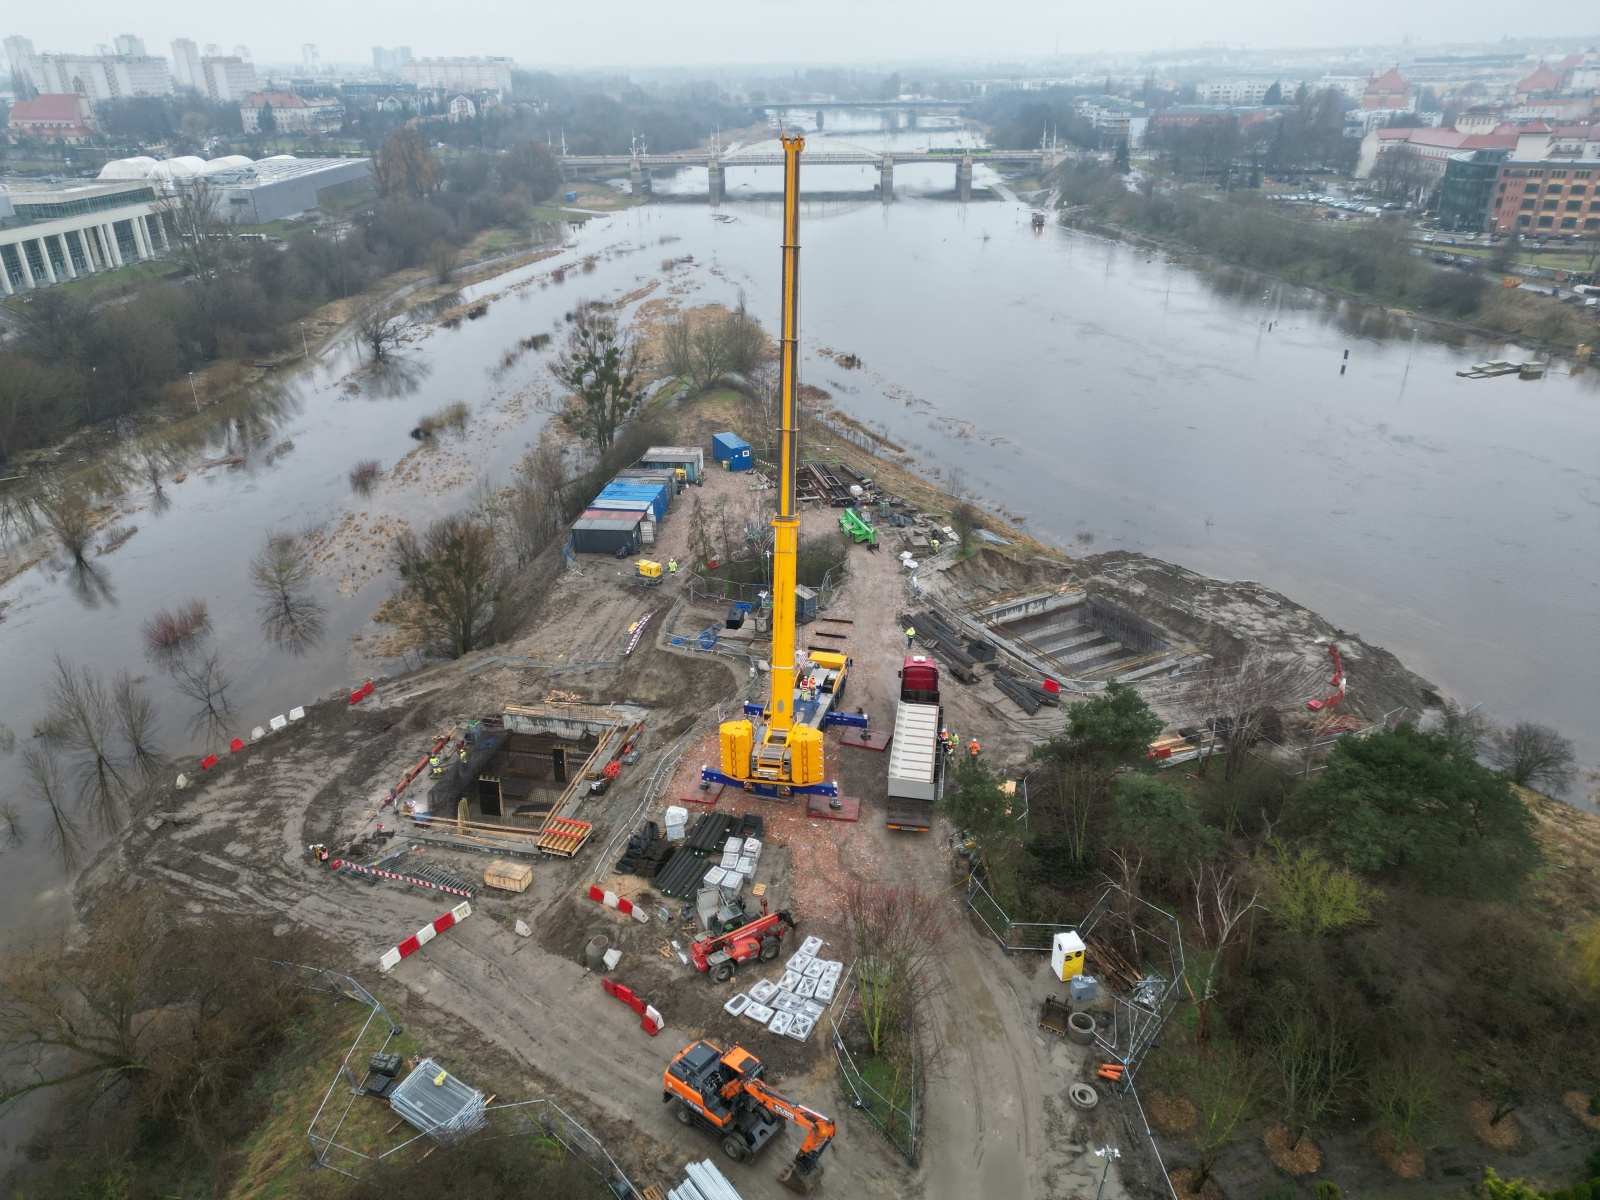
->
82;457;1440;1200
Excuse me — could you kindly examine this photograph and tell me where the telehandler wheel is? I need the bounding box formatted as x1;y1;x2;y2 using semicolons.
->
673;1100;694;1126
712;961;735;983
721;1134;749;1163
759;937;781;962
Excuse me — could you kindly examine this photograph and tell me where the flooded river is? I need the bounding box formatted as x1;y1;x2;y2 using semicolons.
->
3;115;1597;927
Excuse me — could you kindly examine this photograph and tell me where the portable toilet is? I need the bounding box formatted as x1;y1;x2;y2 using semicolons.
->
1051;930;1086;983
712;432;752;472
795;585;818;625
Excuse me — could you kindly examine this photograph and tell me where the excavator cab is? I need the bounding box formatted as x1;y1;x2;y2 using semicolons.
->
663;1039;835;1193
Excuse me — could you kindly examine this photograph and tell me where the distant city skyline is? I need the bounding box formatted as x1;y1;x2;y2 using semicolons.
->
8;0;1600;71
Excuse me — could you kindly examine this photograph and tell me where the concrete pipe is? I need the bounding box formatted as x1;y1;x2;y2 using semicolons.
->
1067;1011;1096;1045
1068;1082;1100;1111
584;934;610;970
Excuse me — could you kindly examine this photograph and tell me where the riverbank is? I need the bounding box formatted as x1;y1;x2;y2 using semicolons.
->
1059;185;1597;355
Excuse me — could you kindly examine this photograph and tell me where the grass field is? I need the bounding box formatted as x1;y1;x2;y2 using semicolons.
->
226;993;420;1200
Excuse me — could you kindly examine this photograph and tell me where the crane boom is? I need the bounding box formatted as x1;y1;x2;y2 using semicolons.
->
704;131;835;798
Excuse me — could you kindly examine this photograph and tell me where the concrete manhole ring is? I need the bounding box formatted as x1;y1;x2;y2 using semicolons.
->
1069;1082;1100;1111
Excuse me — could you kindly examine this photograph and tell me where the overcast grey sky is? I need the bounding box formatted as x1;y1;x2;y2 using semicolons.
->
15;1;1600;67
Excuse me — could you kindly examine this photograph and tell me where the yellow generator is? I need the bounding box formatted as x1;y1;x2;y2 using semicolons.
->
636;559;664;587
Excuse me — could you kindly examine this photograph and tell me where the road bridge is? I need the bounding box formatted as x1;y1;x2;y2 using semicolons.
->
559;147;1060;203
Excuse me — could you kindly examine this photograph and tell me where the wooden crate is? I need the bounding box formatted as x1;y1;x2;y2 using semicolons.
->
483;859;534;893
537;817;593;858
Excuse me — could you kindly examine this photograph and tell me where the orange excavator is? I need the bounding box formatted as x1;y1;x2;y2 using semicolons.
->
689;908;797;982
663;1039;836;1193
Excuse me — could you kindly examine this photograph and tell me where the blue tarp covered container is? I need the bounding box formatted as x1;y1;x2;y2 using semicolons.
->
597;481;668;521
712;432;752;472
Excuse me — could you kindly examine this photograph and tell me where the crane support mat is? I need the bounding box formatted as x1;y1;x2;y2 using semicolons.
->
680;783;725;807
536;817;593;858
838;728;890;751
806;795;860;822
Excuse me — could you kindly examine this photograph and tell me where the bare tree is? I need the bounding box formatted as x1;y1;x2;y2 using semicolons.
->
19;743;83;870
356;305;407;362
1365;1055;1441;1160
112;672;163;784
428;239;461;285
390;514;505;658
1187;861;1261;1042
1435;701;1491;759
507;442;570;564
842;882;950;1057
1179;1048;1263;1194
1189;651;1306;783
1487;721;1576;792
171;649;234;740
39;656;127;832
39;489;94;566
160;180;231;283
1264;998;1360;1149
1055;760;1098;867
250;532;325;651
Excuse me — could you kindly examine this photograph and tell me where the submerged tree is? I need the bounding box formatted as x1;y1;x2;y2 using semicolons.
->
250;532;324;651
19;743;83;870
40;489;95;566
38;656;127;832
171;648;234;740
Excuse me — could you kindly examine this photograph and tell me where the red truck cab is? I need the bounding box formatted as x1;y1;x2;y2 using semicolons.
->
899;656;941;705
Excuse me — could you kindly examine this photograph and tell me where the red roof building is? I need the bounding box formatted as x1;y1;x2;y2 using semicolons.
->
1514;62;1564;100
1362;67;1412;110
5;93;95;143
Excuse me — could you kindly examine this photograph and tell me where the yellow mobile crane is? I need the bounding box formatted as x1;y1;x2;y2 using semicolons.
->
701;134;863;800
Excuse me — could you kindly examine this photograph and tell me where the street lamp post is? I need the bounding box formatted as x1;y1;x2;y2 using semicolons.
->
1093;1145;1121;1200
301;321;309;358
189;371;200;413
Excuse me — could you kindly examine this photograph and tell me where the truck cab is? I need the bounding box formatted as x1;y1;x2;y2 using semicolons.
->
899;655;940;704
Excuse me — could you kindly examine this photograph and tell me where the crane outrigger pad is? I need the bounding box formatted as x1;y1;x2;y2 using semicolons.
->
699;766;839;799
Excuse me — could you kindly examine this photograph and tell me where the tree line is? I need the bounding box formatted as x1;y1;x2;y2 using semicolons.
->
943;680;1597;1194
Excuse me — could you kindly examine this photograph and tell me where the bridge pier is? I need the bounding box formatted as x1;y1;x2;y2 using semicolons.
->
629;157;651;197
708;158;724;205
879;155;894;203
956;155;973;202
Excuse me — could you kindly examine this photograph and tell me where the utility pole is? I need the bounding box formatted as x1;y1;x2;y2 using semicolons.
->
301;320;309;358
189;371;200;413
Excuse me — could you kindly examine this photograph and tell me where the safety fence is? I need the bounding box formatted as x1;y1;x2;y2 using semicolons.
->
963;870;1076;954
292;961;638;1194
828;969;922;1166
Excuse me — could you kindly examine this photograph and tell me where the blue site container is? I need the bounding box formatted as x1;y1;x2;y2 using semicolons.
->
597;481;667;521
712;432;752;472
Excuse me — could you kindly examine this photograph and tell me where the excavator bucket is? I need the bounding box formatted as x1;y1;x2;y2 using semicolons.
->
777;1159;825;1195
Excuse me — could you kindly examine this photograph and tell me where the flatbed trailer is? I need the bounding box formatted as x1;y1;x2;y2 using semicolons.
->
886;699;942;832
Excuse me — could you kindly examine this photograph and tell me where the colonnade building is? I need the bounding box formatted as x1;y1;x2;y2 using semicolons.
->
0;181;171;296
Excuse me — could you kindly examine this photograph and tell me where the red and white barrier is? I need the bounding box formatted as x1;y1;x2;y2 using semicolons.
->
333;859;474;898
379;900;472;972
588;884;651;924
602;977;664;1036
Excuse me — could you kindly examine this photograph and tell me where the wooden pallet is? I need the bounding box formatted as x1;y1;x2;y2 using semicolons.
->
536;817;593;858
